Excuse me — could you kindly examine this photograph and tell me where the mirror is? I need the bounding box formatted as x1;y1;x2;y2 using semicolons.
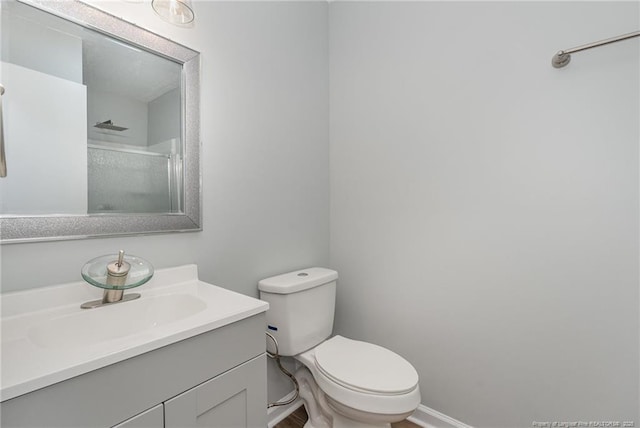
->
0;0;201;243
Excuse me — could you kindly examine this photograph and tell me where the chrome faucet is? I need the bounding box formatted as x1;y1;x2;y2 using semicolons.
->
102;250;131;304
80;250;152;309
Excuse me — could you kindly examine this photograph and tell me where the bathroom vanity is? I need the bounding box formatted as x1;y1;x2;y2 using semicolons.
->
0;265;269;427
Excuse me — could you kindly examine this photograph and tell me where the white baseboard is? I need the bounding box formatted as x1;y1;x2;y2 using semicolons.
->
267;397;472;428
408;404;473;428
267;390;304;428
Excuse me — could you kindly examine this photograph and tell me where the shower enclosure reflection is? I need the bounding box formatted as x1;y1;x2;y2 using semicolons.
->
88;144;182;214
84;27;183;214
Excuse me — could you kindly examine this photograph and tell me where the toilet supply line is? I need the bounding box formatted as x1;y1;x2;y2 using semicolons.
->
266;331;300;408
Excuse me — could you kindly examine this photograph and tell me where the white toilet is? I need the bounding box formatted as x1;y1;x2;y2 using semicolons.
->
259;268;421;428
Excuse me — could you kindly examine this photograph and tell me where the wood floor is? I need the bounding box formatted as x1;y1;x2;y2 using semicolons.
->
274;405;419;428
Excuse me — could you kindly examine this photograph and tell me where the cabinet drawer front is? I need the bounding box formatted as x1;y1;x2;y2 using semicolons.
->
165;354;267;428
112;404;163;428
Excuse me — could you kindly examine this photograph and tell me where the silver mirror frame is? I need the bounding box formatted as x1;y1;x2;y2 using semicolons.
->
0;0;201;244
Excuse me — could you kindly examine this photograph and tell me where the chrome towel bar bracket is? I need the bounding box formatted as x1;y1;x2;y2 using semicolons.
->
552;30;640;68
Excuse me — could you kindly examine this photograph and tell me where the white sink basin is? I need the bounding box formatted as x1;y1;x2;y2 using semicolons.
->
28;293;207;349
1;265;268;401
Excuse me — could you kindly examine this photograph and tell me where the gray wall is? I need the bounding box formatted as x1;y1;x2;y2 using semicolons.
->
1;4;83;83
148;88;180;147
0;0;329;405
329;2;639;427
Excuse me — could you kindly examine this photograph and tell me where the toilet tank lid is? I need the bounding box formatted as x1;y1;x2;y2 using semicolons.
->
258;267;338;294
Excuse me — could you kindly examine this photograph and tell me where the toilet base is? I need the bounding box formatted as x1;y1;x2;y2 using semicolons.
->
297;366;331;428
295;367;407;428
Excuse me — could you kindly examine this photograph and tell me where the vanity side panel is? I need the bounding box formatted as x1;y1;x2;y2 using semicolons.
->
0;314;266;428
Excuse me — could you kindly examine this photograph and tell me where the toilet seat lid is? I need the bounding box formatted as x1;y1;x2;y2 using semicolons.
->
314;336;419;395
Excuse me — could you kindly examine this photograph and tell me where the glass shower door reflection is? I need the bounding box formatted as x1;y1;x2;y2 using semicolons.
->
88;146;181;214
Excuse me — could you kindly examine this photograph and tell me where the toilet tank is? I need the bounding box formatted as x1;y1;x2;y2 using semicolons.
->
258;267;338;356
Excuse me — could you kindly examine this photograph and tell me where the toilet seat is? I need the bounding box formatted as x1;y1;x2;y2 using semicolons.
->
314;336;419;395
295;335;421;416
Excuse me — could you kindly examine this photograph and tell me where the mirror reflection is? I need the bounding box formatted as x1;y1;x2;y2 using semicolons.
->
1;0;184;215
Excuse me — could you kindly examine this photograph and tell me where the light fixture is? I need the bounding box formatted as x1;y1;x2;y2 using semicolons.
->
151;0;194;25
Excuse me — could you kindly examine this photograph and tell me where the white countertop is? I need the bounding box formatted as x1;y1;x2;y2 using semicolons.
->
0;265;268;401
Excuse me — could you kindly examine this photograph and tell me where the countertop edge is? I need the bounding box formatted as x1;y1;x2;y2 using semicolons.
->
1;303;268;402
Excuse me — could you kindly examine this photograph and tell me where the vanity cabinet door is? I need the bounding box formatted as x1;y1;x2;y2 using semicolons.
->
164;354;267;428
112;404;164;428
